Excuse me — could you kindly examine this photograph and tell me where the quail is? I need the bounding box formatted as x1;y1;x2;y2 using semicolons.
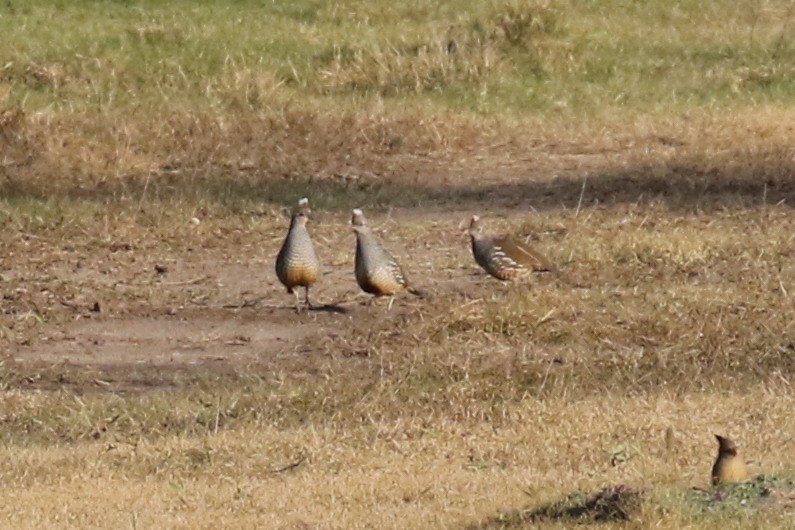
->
711;434;749;486
468;214;556;280
351;208;421;306
275;198;321;310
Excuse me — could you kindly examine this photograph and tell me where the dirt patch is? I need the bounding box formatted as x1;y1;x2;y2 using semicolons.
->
12;310;317;368
2;143;793;396
1;199;490;372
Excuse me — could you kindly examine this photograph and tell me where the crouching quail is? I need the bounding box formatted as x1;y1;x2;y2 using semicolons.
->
468;214;556;281
351;208;421;306
275;198;321;310
711;434;749;486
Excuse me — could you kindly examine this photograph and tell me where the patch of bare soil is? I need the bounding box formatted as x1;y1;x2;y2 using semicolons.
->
1;210;482;379
5;272;399;369
16;310;316;367
3;136;792;392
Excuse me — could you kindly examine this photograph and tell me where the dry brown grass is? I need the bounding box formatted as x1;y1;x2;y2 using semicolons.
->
2;2;795;527
0;388;792;529
3;104;794;212
1;166;794;527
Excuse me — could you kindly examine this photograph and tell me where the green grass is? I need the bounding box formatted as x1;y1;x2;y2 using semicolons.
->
2;0;793;118
1;0;793;202
1;0;792;201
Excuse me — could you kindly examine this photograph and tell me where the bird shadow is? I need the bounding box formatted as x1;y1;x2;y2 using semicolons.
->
309;303;348;314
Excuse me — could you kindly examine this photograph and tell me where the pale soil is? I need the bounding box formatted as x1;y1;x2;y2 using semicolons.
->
1;156;563;378
2;203;493;375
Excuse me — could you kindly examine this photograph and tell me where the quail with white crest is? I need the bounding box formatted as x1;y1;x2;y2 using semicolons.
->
351;208;421;306
468;214;556;280
275;198;321;310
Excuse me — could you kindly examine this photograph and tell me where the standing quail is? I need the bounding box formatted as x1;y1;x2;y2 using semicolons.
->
275;198;321;310
351;208;421;306
711;434;749;486
468;214;556;281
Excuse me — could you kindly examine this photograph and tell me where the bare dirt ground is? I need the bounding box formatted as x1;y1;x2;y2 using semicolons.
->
3;138;793;389
1;194;509;378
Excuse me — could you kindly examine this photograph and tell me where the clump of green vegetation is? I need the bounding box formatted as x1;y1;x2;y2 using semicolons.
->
688;475;795;517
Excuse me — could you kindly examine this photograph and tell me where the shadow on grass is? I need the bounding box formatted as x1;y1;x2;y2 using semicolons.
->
468;484;643;529
1;150;794;213
469;478;795;529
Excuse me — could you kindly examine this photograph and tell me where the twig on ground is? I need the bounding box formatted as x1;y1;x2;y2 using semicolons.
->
272;455;307;475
